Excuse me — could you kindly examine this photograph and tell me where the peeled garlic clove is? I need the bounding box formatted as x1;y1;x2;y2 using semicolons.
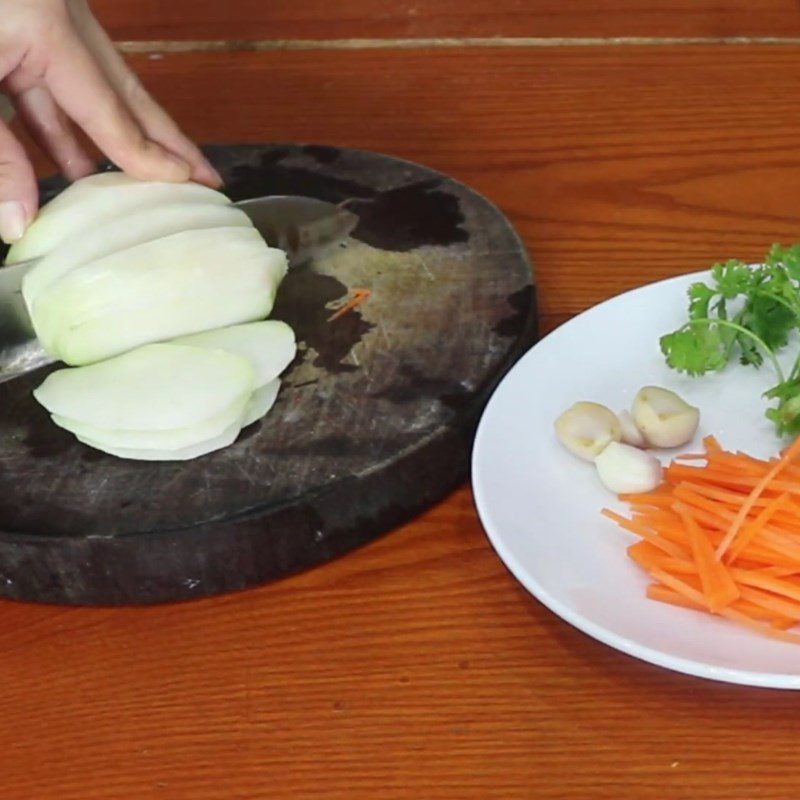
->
617;409;647;448
631;386;700;448
554;401;621;461
595;442;663;494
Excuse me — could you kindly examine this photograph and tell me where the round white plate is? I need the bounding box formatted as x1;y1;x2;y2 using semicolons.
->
473;271;800;689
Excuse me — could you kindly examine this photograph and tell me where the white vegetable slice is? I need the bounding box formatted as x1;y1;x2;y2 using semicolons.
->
174;321;296;386
22;202;253;311
7;173;231;264
76;418;243;461
71;380;282;460
50;392;249;450
34;343;255;431
242;379;281;427
34;227;287;365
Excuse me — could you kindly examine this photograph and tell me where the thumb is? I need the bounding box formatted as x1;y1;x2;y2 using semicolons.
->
0;118;36;245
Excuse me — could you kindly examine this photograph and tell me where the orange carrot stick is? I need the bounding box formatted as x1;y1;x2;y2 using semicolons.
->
647;584;793;627
737;586;800;622
601;509;686;557
727;493;790;564
675;503;739;611
651;568;800;643
730;569;800;604
716;436;800;559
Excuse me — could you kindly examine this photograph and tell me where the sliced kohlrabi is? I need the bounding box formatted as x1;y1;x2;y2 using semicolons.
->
174;320;296;386
74;380;282;460
242;379;282;427
33;227;287;364
22;202;253;311
75;418;243;461
34;343;255;431
7;172;231;264
50;391;249;450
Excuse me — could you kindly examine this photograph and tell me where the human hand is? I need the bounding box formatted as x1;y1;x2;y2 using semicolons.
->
0;0;222;244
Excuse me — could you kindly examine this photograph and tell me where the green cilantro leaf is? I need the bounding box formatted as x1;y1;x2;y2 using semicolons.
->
659;328;727;376
660;243;800;438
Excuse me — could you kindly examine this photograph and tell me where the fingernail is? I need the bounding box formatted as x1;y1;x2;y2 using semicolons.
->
0;201;27;244
201;161;224;186
194;159;224;187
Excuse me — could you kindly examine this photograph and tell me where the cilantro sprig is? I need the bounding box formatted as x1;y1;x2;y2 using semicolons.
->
660;244;800;437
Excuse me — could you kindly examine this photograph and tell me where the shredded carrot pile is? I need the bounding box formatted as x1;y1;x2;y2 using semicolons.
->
603;434;800;643
327;288;371;322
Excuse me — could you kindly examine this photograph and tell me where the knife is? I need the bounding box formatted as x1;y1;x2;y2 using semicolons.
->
0;195;359;384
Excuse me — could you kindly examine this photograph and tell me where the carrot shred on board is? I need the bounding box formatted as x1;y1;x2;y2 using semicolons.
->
327;288;371;322
603;435;800;644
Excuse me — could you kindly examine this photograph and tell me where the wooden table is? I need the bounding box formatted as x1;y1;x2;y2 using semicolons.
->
5;3;800;797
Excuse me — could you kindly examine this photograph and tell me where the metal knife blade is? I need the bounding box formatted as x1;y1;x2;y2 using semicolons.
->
0;194;359;385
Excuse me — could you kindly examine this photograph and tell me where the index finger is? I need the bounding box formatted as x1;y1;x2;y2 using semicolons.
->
42;25;190;183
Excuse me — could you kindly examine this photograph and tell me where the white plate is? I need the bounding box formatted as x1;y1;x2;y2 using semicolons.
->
473;270;800;689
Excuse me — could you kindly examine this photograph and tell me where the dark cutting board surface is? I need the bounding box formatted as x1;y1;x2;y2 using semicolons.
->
0;144;536;605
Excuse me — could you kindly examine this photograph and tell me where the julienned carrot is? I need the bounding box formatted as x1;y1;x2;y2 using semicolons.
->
716;436;800;559
664;464;800;495
731;569;800;604
650;568;800;644
600;509;685;557
675;503;739;611
737;585;800;623
646;584;795;628
604;435;800;644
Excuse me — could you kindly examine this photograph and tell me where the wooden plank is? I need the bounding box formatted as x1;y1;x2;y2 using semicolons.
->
91;0;800;41
37;45;800;318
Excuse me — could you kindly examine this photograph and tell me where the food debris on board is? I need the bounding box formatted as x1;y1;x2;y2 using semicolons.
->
327;287;371;322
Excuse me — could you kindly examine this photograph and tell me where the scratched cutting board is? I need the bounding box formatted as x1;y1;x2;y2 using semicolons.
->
0;144;536;605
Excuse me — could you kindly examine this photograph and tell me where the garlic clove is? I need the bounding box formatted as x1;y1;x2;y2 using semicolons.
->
554;401;621;461
617;409;647;448
595;441;663;494
631;385;700;449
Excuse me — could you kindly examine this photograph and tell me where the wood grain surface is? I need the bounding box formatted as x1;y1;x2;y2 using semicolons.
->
7;26;800;800
116;45;800;318
91;0;800;41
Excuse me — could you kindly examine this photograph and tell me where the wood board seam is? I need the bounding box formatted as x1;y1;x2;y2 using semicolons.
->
117;36;800;54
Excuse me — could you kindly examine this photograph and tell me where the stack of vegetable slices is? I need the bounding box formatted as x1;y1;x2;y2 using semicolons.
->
604;435;800;643
34;321;296;460
5;172;297;461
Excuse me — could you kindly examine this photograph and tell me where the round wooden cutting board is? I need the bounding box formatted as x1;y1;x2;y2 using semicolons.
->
0;144;536;605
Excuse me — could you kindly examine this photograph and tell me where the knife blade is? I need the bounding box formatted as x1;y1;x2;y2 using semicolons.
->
0;195;358;385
